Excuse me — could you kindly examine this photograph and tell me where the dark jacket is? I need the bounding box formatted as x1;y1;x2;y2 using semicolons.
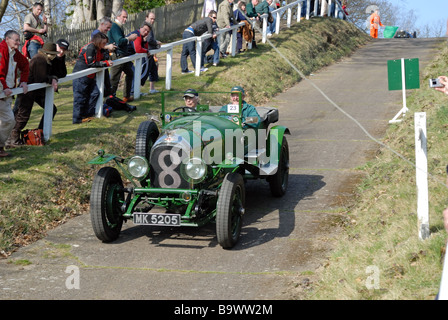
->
107;21;129;57
190;17;215;36
73;43;111;79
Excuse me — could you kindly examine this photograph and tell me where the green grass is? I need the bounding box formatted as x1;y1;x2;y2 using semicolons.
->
0;18;369;256
306;42;448;300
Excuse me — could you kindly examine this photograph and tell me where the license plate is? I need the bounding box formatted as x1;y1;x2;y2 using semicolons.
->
133;213;181;226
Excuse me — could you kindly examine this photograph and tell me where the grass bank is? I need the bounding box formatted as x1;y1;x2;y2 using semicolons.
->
305;42;448;300
0;18;368;255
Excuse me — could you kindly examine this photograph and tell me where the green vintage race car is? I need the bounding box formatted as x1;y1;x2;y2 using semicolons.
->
88;91;290;249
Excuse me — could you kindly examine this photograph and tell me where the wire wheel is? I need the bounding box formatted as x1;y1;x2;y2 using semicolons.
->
90;167;124;242
269;137;289;197
216;173;245;249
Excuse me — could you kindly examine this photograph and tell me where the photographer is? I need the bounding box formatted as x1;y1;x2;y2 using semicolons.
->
23;2;48;59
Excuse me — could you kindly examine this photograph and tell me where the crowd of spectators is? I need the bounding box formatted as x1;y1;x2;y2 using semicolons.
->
0;0;346;155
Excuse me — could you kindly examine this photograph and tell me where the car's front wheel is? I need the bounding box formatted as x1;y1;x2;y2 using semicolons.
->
268;137;289;197
90;167;124;242
136;121;159;186
216;173;245;249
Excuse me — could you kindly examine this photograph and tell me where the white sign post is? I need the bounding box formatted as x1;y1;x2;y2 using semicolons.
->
414;112;429;240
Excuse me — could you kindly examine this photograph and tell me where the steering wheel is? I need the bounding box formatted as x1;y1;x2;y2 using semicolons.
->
173;106;196;112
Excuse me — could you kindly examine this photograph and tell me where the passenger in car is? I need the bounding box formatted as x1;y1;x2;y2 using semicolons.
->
220;85;260;129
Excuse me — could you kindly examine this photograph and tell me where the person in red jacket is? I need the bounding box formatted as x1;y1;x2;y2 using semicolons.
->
369;9;384;39
0;30;29;157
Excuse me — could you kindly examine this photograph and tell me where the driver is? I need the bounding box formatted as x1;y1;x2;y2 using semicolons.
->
220;86;260;129
182;88;199;111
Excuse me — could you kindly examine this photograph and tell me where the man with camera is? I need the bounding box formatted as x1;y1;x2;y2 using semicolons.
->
23;2;48;59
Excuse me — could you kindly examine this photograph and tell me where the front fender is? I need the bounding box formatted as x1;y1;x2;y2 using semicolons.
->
88;149;119;165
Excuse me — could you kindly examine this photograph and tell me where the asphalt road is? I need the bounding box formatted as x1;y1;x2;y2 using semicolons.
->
0;38;444;301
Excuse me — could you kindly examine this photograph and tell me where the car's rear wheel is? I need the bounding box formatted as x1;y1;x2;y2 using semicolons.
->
216;173;245;249
135;121;159;186
90;167;124;242
268;137;289;197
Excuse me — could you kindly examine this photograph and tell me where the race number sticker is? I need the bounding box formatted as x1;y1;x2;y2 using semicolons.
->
227;104;239;113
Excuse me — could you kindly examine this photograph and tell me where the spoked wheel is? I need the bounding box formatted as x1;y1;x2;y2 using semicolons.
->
216;173;245;249
90;167;125;242
135;121;159;186
268;137;289;197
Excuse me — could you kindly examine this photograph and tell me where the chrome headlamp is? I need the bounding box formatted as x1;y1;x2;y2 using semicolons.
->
128;156;149;179
181;157;207;183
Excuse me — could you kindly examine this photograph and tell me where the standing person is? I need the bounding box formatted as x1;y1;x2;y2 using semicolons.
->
92;17;116;97
202;12;220;66
145;12;162;94
246;0;260;48
52;39;69;79
180;10;217;74
202;0;217;18
0;30;29;156
217;0;235;57
234;1;248;52
72;32;113;124
369;9;384;39
127;22;152;98
8;42;59;146
266;0;276;36
108;9;138;102
23;2;48;59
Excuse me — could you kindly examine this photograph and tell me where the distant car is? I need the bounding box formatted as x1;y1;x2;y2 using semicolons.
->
395;30;417;38
88;91;290;249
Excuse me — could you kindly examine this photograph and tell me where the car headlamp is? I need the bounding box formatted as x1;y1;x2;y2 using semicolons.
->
128;156;149;179
181;157;207;183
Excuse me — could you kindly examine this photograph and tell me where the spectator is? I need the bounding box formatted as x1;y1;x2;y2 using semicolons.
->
0;30;29;157
341;0;349;20
52;39;69;79
246;0;260;48
219;85;260;129
72;32;113;124
217;0;235;57
23;2;48;59
91;17;116;97
8;42;59;146
266;0;276;37
108;9;138;102
180;10;217;74
91;17;117;53
202;12;220;66
202;0;217;18
369;9;384;39
145;12;162;94
127;22;152;98
234;1;249;52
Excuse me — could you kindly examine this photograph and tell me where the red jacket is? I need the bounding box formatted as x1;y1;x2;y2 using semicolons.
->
0;40;30;90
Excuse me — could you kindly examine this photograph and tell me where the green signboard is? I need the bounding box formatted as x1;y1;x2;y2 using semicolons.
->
387;58;420;91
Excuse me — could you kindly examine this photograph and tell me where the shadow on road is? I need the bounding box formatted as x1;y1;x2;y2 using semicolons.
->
114;173;326;250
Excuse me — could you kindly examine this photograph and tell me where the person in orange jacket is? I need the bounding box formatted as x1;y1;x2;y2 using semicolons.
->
369;9;384;38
